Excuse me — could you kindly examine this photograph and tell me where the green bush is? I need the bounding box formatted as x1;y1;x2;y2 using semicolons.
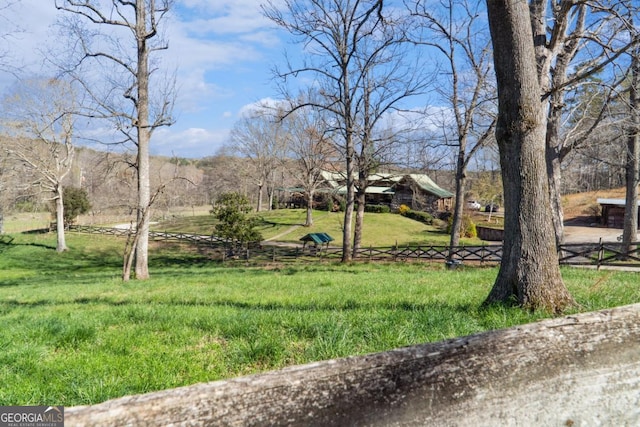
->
63;187;91;226
404;210;434;225
211;193;263;244
464;218;477;238
447;214;477;238
365;204;390;213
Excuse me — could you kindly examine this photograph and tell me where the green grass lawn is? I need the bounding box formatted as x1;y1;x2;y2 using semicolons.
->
0;231;638;406
2;212;50;233
153;208;483;247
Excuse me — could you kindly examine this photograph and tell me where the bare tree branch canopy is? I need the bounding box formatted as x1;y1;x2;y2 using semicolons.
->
54;0;175;280
622;37;640;253
1;78;77;252
283;105;340;226
407;0;497;254
264;0;429;261
530;0;640;246
228;109;290;213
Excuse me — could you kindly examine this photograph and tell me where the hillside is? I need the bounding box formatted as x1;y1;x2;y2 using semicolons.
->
563;187;628;224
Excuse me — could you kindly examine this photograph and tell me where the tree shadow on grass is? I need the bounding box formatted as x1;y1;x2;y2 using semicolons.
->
21;228;52;235
3;294;477;316
256;218;303;227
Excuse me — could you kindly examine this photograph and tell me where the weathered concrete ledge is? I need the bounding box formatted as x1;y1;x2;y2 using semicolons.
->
67;303;640;426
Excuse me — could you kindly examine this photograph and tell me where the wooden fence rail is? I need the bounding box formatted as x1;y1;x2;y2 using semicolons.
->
67;225;640;268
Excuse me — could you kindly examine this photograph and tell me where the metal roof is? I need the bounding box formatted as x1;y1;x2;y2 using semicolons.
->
300;233;334;244
406;174;454;198
597;198;640;206
311;171;453;199
333;185;395;195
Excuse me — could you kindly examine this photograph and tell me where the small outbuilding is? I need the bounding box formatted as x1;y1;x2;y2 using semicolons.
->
300;233;334;250
597;198;640;228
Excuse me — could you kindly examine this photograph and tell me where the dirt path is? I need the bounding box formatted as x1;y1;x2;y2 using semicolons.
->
263;225;302;243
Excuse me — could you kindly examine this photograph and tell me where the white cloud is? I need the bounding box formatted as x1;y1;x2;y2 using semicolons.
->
237;97;289;118
151;127;229;158
0;0;288;158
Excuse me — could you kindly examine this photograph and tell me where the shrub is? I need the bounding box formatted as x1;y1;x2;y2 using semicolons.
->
404;210;434;225
365;204;390;213
464;218;477;238
211;193;263;244
63;187;91;226
447;214;477;238
397;204;411;216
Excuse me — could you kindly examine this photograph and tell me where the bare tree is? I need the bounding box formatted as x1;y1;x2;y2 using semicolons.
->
228;109;289;212
284;106;339;226
408;0;497;256
264;0;427;261
0;0;25;229
1;78;76;252
199;153;256;205
0;0;21;75
351;38;429;255
263;0;381;261
0;150;10;234
484;0;574;312
55;0;175;280
622;40;640;252
529;0;640;246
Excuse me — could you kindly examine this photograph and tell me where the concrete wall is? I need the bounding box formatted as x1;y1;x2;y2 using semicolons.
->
67;304;640;426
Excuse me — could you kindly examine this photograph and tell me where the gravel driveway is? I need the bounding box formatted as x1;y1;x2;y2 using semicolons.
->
563;225;626;244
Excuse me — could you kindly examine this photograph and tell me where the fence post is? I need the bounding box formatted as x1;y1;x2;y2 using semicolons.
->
597;238;603;270
393;240;398;261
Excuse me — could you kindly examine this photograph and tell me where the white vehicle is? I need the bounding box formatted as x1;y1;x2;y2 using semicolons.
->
466;200;481;210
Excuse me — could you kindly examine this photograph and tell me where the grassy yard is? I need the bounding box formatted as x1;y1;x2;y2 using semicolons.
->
153;208;484;247
0;231;638;406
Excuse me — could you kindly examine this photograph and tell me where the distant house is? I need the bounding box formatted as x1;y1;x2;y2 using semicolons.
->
317;171;453;213
597;198;640;228
391;174;454;212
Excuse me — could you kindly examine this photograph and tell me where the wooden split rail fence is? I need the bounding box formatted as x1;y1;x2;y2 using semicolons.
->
67;225;640;268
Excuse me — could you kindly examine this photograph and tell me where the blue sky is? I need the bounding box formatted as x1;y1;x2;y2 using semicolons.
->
2;0;293;159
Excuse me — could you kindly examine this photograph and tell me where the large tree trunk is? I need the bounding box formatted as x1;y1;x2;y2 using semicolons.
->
267;186;274;211
448;148;466;256
352;188;366;257
342;153;355;262
484;0;573;312
622;44;640;253
257;182;264;212
134;0;151;280
546;146;565;247
542;33;574;249
54;184;68;253
305;190;314;227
